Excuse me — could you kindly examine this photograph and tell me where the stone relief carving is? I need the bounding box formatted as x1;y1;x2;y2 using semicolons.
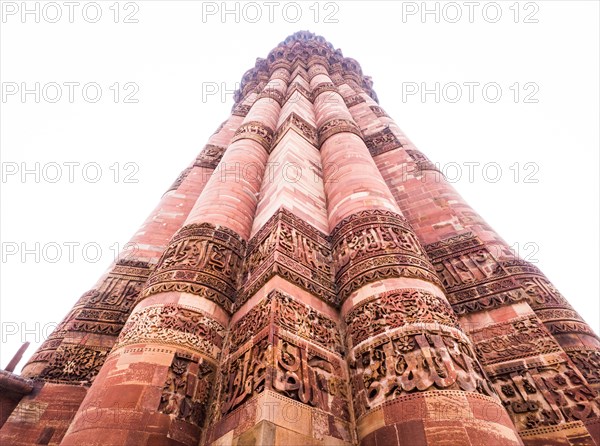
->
219;290;348;424
227;297;272;354
220;338;269;416
363;127;403;157
38;345;108;384
25;260;152;373
343;94;365;108
332;210;441;302
159;352;216;428
286;83;312;105
565;348;600;384
195;144;226;170
240;208;336;309
405;149;441;173
350;330;496;418
231;121;274;153
311;82;338;101
165;167;192;193
369;105;388;118
426;233;600;401
143;223;245;313
116;304;225;359
471;316;562;365
273;292;344;356
229;290;343;356
345;288;458;347
317;118;362;148
257;88;285;107
424;233;530;314
489;361;600;431
273;335;350;421
272;111;318;148
231;103;251;117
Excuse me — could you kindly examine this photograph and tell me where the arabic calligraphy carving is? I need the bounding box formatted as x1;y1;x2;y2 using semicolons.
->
332;210;441;302
143;223;246;313
345;288;458;347
350;330;496;417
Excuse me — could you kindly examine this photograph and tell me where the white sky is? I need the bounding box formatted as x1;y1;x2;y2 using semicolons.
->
1;1;598;370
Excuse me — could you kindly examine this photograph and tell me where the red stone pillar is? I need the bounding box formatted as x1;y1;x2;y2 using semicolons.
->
340;80;600;444
313;61;522;445
0;116;243;446
205;59;355;445
59;70;283;446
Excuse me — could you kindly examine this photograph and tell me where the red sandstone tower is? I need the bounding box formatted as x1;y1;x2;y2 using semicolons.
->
1;31;599;446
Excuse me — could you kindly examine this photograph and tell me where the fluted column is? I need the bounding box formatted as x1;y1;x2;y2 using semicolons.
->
340;79;600;444
0;117;243;446
205;62;356;446
21;115;241;381
312;61;522;445
59;74;283;445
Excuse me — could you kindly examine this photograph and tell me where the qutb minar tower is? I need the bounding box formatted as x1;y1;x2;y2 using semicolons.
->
1;32;599;446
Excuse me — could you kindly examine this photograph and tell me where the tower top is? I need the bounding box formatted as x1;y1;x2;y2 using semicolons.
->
234;31;378;104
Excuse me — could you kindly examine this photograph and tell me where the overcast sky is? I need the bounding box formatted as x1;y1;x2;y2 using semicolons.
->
1;1;598;369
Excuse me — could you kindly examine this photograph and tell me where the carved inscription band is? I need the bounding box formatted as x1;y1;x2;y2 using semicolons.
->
317;118;362;147
216;290;351;439
231;121;274;153
239;208;336;309
115;304;225;359
142;223;246;313
332;210;442;301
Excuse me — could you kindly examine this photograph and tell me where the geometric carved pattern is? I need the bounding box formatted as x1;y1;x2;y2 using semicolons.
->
228;290;343;356
37;345;108;385
272;292;344;356
536;308;585;323
332;210;441;303
272;111;318;148
285;82;312;104
115;304;225;359
364;127;402;157
142;223;246;313
545;320;600;338
345;288;458;347
239;208;335;309
158;352;216;428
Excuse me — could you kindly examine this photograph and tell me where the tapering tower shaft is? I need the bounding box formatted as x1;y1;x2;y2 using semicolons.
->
2;31;598;446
